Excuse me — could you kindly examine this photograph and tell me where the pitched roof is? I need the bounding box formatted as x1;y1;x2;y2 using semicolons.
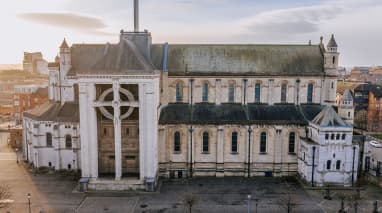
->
34;87;48;96
60;38;69;49
312;106;347;127
152;44;324;76
67;40;155;76
24;102;79;122
340;89;354;102
327;34;338;48
159;103;324;125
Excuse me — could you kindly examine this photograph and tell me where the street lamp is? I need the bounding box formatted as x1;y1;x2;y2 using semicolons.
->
27;193;31;213
247;194;251;213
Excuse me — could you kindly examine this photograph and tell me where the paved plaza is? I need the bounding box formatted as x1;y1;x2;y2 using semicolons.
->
1;132;382;212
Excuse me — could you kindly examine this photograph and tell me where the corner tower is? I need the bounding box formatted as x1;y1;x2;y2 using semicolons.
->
338;89;354;125
322;34;339;105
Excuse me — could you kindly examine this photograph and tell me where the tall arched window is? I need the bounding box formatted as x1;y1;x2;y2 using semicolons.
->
260;132;267;153
174;131;181;152
228;83;235;103
255;83;261;103
176;82;182;102
231;132;238;153
46;133;52;147
336;160;341;170
332;56;336;64
65;135;72;149
289;132;295;153
202;82;209;102
202;132;209;152
281;83;287;103
307;83;313;103
326;160;331;170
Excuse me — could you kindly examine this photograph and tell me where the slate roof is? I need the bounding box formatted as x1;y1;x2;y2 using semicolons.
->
312;106;347;127
341;89;354;102
327;34;338;48
159;103;324;125
24;102;79;122
152;44;324;76
34;87;48;96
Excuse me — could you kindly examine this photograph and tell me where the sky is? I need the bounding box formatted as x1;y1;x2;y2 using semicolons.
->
1;0;382;67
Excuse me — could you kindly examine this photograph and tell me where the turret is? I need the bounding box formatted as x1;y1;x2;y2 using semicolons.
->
59;38;71;75
322;34;340;106
338;89;354;125
324;34;340;72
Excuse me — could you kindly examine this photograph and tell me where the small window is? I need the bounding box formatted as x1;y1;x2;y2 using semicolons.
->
281;83;287;103
327;160;331;170
255;83;261;103
65;135;72;148
331;134;335;140
231;132;238;153
289;132;295;153
228;83;235;102
46;133;52;147
67;164;71;170
348;112;351;117
342;134;346;140
125;128;130;136
331;82;334;89
325;134;329;140
260;132;267;153
332;56;335;64
176;82;182;102
48;162;52;167
336;160;341;170
307;83;313;103
202;82;208;102
174;131;181;152
103;128;107;136
336;134;340;140
202;132;209;152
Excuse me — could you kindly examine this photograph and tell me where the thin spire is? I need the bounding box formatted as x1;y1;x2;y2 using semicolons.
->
134;0;139;32
60;38;69;49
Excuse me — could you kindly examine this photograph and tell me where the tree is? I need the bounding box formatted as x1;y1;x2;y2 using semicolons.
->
0;184;12;208
182;193;198;213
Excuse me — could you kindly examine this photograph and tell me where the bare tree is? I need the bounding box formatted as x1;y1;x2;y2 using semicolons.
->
0;184;12;208
183;193;198;213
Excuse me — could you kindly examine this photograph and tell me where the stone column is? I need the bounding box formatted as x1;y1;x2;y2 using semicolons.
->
274;128;282;175
295;79;300;105
215;79;221;105
112;81;122;180
268;79;274;105
79;83;90;178
216;126;224;177
88;83;98;179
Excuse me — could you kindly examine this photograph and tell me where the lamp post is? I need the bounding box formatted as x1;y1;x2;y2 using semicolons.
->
352;146;356;187
15;148;19;164
311;146;316;187
27;193;31;213
247;127;252;178
247;194;251;213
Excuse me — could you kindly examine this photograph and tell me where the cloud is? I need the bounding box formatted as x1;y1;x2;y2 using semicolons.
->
17;13;114;36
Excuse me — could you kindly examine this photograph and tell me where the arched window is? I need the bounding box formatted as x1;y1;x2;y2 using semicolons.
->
281;83;287;103
325;134;329;140
231;132;238;153
307;83;313;103
336;134;340;140
260;132;267;153
255;83;261;103
331;134;335;140
65;135;72;149
228;83;235;102
202;132;209;152
331;82;334;89
348;112;351;117
202;82;209;102
176;82;182;102
326;160;331;170
46;133;52;147
289;132;295;153
174;131;181;152
336;160;341;170
342;134;346;140
332;56;336;64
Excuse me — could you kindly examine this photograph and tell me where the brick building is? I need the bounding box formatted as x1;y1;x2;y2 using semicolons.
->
9;125;23;149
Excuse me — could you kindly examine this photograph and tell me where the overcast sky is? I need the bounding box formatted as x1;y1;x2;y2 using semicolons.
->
1;0;381;67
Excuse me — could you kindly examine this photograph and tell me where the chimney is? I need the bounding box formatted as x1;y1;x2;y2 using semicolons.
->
134;0;139;32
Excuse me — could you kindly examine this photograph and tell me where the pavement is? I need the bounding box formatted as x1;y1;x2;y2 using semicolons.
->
1;130;382;213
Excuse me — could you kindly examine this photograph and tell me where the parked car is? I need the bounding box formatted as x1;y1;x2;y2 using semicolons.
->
369;140;382;148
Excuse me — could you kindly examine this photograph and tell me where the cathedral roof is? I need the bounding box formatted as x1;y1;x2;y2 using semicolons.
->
312;105;347;127
24;102;79;122
151;44;324;76
159;103;324;125
68;40;155;76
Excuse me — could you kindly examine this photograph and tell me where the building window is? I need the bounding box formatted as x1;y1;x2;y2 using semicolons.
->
336;134;340;140
202;82;208;102
281;83;287;103
342;134;346;140
125;128;130;136
336;160;341;170
289;132;295;153
348;112;351;117
307;83;313;103
176;82;182;102
331;134;335;140
325;134;329;140
202;131;209;153
327;160;331;170
46;133;52;147
174;131;181;152
231;132;238;153
260;132;267;153
332;56;336;64
103;128;107;136
255;83;261;103
331;82;334;89
65;135;72;149
228;83;235;102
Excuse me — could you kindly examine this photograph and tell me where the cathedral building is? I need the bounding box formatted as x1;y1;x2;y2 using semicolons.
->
22;1;358;190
